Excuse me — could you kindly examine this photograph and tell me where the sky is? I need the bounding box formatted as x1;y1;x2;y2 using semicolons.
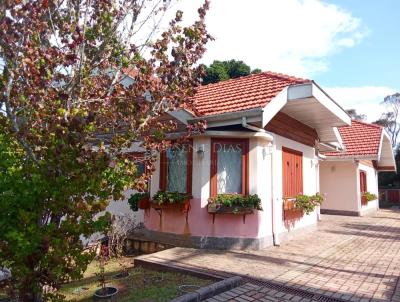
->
167;0;400;122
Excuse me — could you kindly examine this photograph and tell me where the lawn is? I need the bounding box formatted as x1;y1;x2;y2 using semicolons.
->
59;256;212;302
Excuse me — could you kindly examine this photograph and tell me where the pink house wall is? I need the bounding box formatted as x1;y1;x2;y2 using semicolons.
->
144;134;320;243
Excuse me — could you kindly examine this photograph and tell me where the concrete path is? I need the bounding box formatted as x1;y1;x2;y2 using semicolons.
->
136;210;400;301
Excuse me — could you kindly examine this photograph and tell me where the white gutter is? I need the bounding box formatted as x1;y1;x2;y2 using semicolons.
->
189;108;263;123
319;142;340;151
241;117;266;133
188;108;263;128
166;130;273;141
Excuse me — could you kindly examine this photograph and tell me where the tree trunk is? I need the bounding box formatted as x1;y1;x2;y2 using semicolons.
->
19;283;43;302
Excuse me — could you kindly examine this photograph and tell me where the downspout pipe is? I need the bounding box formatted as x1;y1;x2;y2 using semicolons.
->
241;117;280;246
269;136;280;246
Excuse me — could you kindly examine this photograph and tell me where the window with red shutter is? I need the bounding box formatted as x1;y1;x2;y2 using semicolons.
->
159;142;193;194
359;170;367;193
210;138;249;197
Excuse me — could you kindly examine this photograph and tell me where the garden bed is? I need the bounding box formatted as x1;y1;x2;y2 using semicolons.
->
57;257;211;302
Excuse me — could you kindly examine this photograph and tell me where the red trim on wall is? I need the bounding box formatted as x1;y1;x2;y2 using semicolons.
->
359;170;367;193
210;138;249;197
186;140;193;195
159;150;167;191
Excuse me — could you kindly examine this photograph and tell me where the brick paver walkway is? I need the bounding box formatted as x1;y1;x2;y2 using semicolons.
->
205;283;319;302
136;210;400;301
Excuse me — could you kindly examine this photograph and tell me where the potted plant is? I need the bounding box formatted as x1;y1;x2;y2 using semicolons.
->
207;194;262;214
361;192;377;206
128;192;150;211
93;245;118;300
292;193;324;215
151;191;191;212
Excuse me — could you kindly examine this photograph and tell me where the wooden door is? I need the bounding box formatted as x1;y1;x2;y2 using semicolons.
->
282;147;303;198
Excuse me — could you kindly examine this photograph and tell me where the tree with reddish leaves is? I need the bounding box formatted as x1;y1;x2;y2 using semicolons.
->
0;1;210;301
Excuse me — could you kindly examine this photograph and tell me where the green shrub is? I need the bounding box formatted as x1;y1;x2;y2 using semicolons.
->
208;194;262;210
152;191;190;205
363;192;377;201
294;193;324;214
128;192;149;211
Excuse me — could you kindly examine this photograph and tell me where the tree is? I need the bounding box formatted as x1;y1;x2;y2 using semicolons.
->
374;93;400;148
0;1;210;301
345;109;366;121
202;59;261;84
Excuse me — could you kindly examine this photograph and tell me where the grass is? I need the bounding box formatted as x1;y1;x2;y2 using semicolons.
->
59;256;211;302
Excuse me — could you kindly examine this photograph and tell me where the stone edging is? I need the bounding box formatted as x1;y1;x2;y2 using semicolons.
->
170;276;243;302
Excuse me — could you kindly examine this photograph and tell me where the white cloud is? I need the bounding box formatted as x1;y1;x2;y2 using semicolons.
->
171;0;367;77
325;86;398;122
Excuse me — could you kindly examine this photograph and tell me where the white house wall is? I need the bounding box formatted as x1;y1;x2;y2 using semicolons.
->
106;189;144;222
320;161;359;215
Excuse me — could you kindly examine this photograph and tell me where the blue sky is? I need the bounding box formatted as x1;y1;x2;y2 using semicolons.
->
316;0;400;89
175;0;400;121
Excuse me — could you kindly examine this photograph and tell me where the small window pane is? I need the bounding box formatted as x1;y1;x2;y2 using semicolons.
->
166;146;187;193
136;162;145;176
216;143;242;194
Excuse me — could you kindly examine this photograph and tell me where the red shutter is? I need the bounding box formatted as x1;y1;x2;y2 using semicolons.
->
282;147;303;198
359;170;367;193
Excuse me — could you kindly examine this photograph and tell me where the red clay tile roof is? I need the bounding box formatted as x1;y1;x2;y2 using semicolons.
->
194;71;310;116
325;120;383;158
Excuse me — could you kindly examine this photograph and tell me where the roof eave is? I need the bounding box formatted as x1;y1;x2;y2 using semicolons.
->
324;154;379;161
188;108;264;128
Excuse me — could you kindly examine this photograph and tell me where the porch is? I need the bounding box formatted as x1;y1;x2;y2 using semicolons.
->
136;209;400;301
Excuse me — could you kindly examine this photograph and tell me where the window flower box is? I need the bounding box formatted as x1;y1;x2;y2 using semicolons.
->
150;199;190;212
292;193;324;215
151;191;191;221
207;194;262;223
361;192;377;206
361;195;368;206
207;203;255;215
138;195;150;210
283;198;303;221
128;192;150;211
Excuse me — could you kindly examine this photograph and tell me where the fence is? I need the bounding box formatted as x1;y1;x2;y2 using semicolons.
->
379;189;400;204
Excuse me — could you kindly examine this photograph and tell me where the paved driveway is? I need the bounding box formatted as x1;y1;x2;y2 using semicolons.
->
136;210;400;301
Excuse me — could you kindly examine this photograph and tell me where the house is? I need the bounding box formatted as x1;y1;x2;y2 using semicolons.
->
134;71;353;250
319;120;395;216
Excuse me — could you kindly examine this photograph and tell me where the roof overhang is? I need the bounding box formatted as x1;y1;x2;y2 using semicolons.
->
262;81;351;143
185;81;351;144
323;130;396;172
166;130;273;142
188;108;263;128
167;109;196;125
377;130;396;172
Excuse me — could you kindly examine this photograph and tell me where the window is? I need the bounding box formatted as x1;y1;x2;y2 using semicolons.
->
359;170;367;193
160;143;192;194
282;147;303;198
210;138;249;196
126;152;146;177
